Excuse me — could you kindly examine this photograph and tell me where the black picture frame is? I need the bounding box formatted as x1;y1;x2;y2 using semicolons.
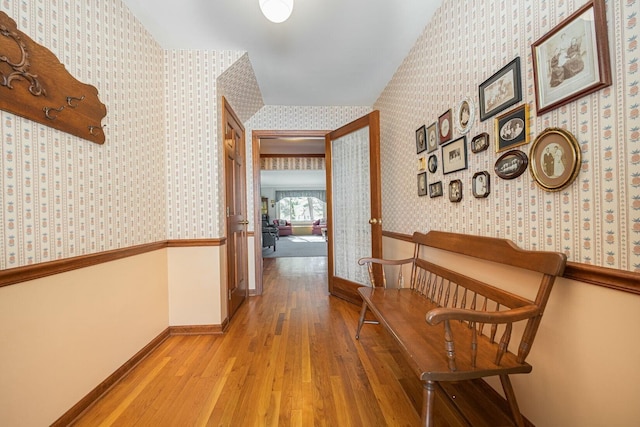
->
449;179;462;202
427;154;438;173
495;104;529;152
478;57;522;121
429;181;443;198
418;172;428;196
471;132;490;153
416;124;427;154
441;136;468;175
472;171;491;198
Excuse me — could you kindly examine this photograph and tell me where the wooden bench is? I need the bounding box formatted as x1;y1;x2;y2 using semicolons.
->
355;231;567;427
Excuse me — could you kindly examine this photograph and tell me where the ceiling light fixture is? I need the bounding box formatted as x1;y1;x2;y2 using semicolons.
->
259;0;294;23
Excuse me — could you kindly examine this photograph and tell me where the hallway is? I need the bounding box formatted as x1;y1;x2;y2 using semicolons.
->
72;257;424;425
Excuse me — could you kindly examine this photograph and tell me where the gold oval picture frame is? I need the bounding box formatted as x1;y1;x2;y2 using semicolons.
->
529;127;581;191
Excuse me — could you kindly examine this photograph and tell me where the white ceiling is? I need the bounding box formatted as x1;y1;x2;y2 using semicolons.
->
121;0;442;106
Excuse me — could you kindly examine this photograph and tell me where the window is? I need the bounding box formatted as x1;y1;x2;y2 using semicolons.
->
278;197;325;222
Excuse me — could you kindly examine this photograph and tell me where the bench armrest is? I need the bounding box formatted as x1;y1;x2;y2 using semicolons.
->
357;257;414;266
426;305;540;326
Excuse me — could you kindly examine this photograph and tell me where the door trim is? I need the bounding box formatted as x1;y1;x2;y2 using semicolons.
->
251;130;330;296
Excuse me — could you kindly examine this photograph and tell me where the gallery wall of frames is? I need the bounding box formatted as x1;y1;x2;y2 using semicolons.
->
375;0;639;272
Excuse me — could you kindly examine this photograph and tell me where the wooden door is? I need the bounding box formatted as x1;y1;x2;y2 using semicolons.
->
325;111;382;304
223;97;248;320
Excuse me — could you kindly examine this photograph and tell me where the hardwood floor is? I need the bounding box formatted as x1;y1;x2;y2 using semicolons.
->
71;257;513;426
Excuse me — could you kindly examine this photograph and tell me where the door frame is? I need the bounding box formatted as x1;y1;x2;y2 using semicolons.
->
251;129;330;296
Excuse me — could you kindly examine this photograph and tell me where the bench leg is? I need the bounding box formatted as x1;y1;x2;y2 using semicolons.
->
500;374;525;427
355;301;368;339
421;380;436;427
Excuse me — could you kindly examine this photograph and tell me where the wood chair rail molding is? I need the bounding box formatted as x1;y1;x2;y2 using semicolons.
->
383;230;640;296
0;239;224;288
0;11;107;144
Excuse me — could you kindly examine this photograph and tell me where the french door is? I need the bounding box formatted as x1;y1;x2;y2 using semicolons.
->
325;111;382;304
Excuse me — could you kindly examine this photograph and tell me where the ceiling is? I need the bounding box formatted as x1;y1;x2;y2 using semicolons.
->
121;0;442;106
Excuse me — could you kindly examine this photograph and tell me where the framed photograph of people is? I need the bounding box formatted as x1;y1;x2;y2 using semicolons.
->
441;136;468;174
429;181;443;198
495;104;529;152
418;172;428;196
438;109;452;145
449;179;463;203
529;127;581;191
478;57;522;121
427;154;437;173
416;124;427;154
472;171;491;198
426;122;438;153
531;0;611;115
454;97;475;135
471;132;490;153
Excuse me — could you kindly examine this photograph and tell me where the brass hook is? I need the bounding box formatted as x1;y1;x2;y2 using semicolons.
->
43;106;64;120
66;95;85;108
88;124;105;136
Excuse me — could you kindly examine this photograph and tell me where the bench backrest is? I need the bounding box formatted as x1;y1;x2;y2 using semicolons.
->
410;231;566;363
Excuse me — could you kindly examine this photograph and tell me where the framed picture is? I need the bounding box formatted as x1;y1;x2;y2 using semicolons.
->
529;127;581;191
472;171;491;198
426;122;438;153
418;172;428;196
418;156;427;171
454;97;475;135
449;179;462;203
441;136;467;174
416;124;427;154
495;150;529;180
471;132;490;153
438;109;452;144
495;104;529;152
531;0;611;115
429;181;443;198
478;57;522;121
427;154;438;173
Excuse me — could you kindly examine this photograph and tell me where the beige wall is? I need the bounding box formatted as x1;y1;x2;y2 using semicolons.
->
383;236;640;426
0;250;169;426
168;246;224;325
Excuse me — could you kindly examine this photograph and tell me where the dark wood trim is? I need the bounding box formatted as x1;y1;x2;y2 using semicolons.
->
0;239;227;288
166;238;224;247
0;241;166;288
254;130;330;139
169;320;228;335
382;230;640;295
51;328;172;427
260;153;325;158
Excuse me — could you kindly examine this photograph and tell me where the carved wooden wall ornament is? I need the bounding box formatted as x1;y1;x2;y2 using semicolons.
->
0;11;107;144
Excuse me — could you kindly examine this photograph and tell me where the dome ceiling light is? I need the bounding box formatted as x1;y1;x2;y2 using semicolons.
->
259;0;294;23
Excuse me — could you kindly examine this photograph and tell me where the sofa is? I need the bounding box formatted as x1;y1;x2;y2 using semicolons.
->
273;219;293;236
312;218;327;237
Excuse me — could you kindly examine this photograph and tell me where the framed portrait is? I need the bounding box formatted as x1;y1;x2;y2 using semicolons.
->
416;124;427;154
531;0;611;115
429;181;443;198
418;156;426;171
427;154;438;173
454;97;475;135
529;127;581;191
438;109;452;145
441;136;468;175
478;57;522;121
471;132;490;153
495;150;529;180
426;122;438;153
449;179;462;203
418;172;428;196
495;104;529;152
472;171;491;198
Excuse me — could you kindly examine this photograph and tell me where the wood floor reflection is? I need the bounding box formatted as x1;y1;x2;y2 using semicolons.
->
72;257;469;426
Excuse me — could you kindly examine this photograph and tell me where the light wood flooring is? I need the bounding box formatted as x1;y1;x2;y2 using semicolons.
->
71;257;515;426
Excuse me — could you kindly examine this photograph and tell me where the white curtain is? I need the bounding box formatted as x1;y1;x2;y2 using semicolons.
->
331;127;371;286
